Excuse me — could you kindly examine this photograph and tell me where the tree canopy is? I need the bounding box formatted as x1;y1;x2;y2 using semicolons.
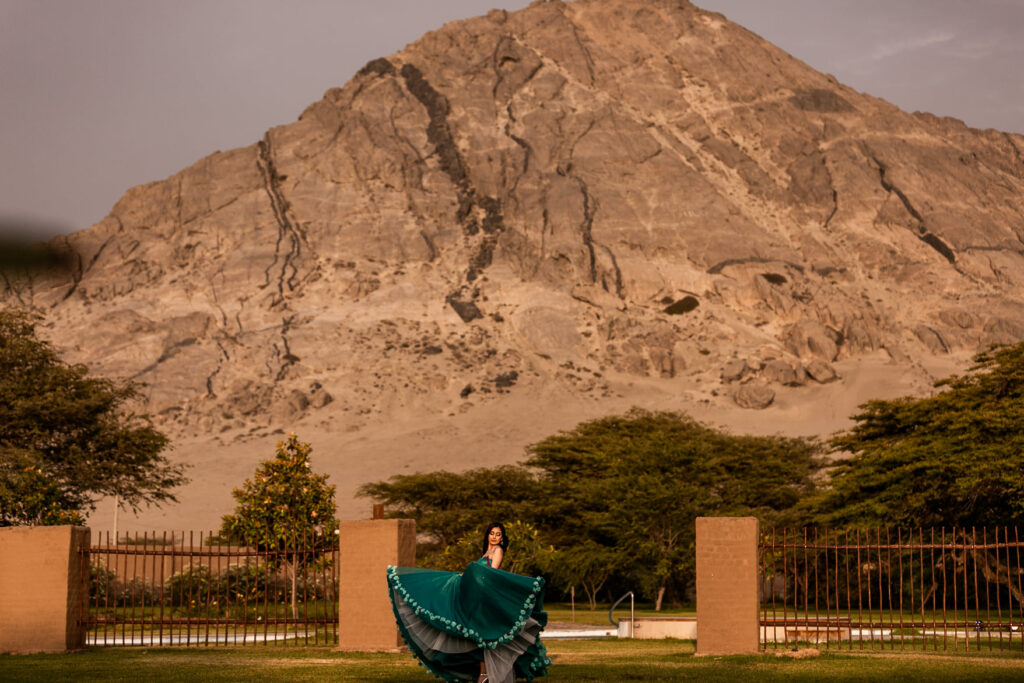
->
361;409;821;608
813;342;1024;528
0;308;186;526
525;410;820;608
221;434;337;617
359;464;537;552
221;434;338;547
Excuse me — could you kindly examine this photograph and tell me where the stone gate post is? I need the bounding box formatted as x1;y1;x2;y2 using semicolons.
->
336;518;416;651
695;516;760;655
0;525;90;653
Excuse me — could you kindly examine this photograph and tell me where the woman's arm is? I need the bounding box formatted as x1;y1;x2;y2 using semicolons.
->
491;547;504;570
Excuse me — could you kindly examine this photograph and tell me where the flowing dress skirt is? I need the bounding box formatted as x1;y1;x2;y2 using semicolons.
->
386;560;550;682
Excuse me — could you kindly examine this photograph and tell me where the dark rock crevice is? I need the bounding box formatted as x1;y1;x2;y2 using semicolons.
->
491;34;543;102
358;57;397;79
962;245;1024;255
343;57;399;112
565;167;622;296
257;135;303;306
208;278;229;327
182;196;240;227
445;291;483;323
60;240;84;302
84;234;114;277
504;104;533;196
272;314;298;383
872;156;956;265
820;159;839;230
133;337;199;378
562;118;623;294
399;63;470;197
572;175;598;283
419;230;439;261
558;7;597;85
175;178;184;232
205;340;230;397
399;61;509;317
707;258;805;275
823;189;838;229
599;243;624;297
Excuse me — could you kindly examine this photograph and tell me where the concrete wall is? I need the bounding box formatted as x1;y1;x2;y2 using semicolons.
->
0;526;90;653
695;516;759;655
618;617;697;639
336;519;415;651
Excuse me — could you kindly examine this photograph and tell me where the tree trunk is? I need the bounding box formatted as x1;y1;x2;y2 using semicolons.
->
655;583;667;612
974;548;1024;605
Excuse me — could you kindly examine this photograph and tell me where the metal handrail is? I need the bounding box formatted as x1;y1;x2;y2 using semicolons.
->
608;591;635;637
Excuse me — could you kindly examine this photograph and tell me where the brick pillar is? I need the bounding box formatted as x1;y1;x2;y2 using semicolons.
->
336;518;416;651
0;525;90;653
696;516;759;655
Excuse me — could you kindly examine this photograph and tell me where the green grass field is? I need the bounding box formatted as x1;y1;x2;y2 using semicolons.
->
5;639;1024;682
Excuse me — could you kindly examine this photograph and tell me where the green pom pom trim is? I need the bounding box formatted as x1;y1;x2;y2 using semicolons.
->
385;565;549;681
387;565;544;648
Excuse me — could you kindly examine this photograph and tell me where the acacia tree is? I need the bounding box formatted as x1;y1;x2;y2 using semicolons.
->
358;465;537;567
811;342;1024;608
548;541;624;611
221;434;337;618
526;410;821;610
814;342;1024;528
362;409;821;609
0;308;185;526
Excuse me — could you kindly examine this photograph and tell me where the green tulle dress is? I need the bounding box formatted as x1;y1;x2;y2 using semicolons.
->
386;558;550;682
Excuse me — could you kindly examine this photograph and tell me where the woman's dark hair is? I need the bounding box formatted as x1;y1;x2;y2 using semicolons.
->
481;522;509;556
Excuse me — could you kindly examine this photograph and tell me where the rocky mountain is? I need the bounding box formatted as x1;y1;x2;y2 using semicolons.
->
4;0;1024;529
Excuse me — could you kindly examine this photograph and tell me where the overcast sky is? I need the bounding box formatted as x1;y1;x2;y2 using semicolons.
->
1;0;1022;240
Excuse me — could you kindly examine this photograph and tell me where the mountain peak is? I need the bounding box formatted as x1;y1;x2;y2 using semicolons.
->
5;0;1023;528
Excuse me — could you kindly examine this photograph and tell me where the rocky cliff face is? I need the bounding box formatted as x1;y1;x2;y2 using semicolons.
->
5;0;1024;528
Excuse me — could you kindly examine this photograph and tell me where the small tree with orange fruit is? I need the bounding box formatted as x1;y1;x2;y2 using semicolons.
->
220;434;337;618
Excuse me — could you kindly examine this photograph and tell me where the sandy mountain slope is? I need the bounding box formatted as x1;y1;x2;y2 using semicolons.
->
4;0;1023;531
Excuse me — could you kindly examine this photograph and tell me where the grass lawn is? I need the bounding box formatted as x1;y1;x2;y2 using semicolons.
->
4;639;1024;681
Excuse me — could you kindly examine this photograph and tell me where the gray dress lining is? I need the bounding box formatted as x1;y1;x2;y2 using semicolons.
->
395;592;541;683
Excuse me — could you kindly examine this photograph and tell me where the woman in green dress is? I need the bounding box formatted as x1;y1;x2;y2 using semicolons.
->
386;522;550;682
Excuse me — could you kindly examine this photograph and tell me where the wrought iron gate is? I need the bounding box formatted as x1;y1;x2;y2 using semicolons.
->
81;531;339;646
759;527;1024;653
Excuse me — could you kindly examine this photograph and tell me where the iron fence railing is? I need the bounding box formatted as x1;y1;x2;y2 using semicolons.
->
81;530;338;646
760;527;1024;653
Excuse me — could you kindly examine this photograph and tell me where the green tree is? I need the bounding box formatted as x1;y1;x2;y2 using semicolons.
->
526;409;820;609
0;308;185;526
813;342;1024;528
220;434;337;618
361;409;821;609
547;541;624;611
436;520;554;576
0;447;85;525
358;465;538;566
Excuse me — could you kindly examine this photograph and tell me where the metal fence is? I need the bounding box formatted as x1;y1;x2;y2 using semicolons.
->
81;531;338;646
760;527;1024;653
